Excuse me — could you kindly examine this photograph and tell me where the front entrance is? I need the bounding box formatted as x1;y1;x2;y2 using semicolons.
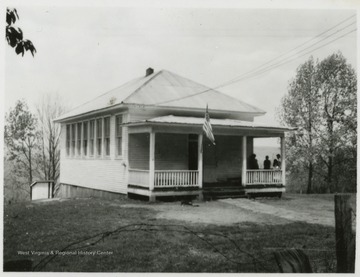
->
188;134;198;170
202;135;244;186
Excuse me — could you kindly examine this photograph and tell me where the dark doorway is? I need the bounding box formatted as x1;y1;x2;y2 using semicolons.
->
188;134;198;170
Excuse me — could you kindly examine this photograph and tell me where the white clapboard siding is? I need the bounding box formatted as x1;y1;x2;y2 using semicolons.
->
59;114;129;194
60;159;126;193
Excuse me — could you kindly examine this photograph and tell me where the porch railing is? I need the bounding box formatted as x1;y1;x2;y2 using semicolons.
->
128;169;149;188
155;170;199;188
246;170;282;185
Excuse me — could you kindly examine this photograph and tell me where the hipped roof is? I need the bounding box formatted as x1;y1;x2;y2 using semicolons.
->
55;70;265;122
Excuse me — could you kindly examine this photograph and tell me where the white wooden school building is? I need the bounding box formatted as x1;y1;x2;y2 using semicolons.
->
54;68;294;201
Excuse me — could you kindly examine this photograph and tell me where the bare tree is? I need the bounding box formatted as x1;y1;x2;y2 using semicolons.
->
36;93;67;195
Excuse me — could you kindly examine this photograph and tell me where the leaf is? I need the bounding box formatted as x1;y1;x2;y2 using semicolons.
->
24;40;36;56
15;42;24;55
14;8;19;20
6;9;12;25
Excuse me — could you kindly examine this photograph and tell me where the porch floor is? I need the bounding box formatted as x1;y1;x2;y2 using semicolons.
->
128;183;285;201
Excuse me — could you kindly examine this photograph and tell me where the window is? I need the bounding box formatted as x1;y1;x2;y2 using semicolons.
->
89;120;95;156
77;122;82;156
83;121;88;156
66;125;70;156
96;118;102;156
116;115;123;156
104;117;110;156
71;124;76;156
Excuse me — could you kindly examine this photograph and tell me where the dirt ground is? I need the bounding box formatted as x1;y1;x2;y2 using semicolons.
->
120;193;356;228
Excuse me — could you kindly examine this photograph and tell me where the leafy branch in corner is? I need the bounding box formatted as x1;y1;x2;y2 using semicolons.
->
6;8;36;56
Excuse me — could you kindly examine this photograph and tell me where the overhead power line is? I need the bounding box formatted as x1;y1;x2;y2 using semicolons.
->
218;20;356;87
225;27;357;83
153;14;356;106
225;14;356;82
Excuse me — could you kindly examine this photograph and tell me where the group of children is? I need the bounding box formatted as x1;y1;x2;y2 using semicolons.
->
248;153;281;170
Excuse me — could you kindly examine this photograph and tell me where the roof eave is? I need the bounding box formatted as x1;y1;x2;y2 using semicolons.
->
54;103;127;123
125;120;296;132
123;103;266;117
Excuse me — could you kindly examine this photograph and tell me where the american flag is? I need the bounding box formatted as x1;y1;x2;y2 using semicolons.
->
203;105;215;145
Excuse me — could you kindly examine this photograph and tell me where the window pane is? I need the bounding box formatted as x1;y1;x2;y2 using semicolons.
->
71;124;76;155
97;119;102;138
116;115;122;156
77;123;82;155
96;119;102;156
116;115;123;136
97;138;102;155
104;117;110;137
90;120;95;155
83;122;88;156
117;137;122;156
90;120;94;139
66;125;70;155
105;138;110;156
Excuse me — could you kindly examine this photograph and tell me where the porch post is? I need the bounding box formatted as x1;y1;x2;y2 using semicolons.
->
242;136;247;186
149;132;155;192
198;134;203;188
281;136;286;187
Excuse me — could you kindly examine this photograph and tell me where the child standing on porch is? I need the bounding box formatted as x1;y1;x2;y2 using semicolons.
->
263;156;271;169
273;154;281;169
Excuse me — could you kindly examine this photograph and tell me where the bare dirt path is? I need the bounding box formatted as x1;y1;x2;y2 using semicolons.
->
119;193;355;227
220;198;335;227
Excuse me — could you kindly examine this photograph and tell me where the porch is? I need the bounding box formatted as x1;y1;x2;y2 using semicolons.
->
126;116;290;201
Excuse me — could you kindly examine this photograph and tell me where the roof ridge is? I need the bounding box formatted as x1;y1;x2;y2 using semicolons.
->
122;70;163;103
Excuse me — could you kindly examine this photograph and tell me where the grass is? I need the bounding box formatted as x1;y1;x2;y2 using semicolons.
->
4;196;338;272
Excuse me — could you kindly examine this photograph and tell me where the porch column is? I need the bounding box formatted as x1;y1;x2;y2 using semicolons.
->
149;132;155;191
281;136;286;187
198;134;203;188
242;136;247;186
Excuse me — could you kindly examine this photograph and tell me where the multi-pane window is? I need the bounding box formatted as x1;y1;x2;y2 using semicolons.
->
77;122;82;156
66;125;71;156
104;117;110;156
96;118;102;156
83;121;88;156
89;120;95;156
71;124;76;156
116;115;123;156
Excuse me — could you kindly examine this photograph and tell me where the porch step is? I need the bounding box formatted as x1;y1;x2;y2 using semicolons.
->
203;187;246;200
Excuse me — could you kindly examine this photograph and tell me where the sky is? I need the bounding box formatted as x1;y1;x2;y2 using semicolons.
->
2;0;358;148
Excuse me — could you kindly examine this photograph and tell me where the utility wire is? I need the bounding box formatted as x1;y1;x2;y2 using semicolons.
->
153;14;356;106
219;21;356;86
234;28;357;82
222;14;356;84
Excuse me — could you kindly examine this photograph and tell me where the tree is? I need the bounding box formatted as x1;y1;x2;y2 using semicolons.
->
315;52;357;192
278;53;357;193
279;57;321;193
36;94;67;195
4;100;39;185
6;8;36;56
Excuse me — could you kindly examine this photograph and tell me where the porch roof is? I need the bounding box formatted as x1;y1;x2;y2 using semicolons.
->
126;115;296;132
